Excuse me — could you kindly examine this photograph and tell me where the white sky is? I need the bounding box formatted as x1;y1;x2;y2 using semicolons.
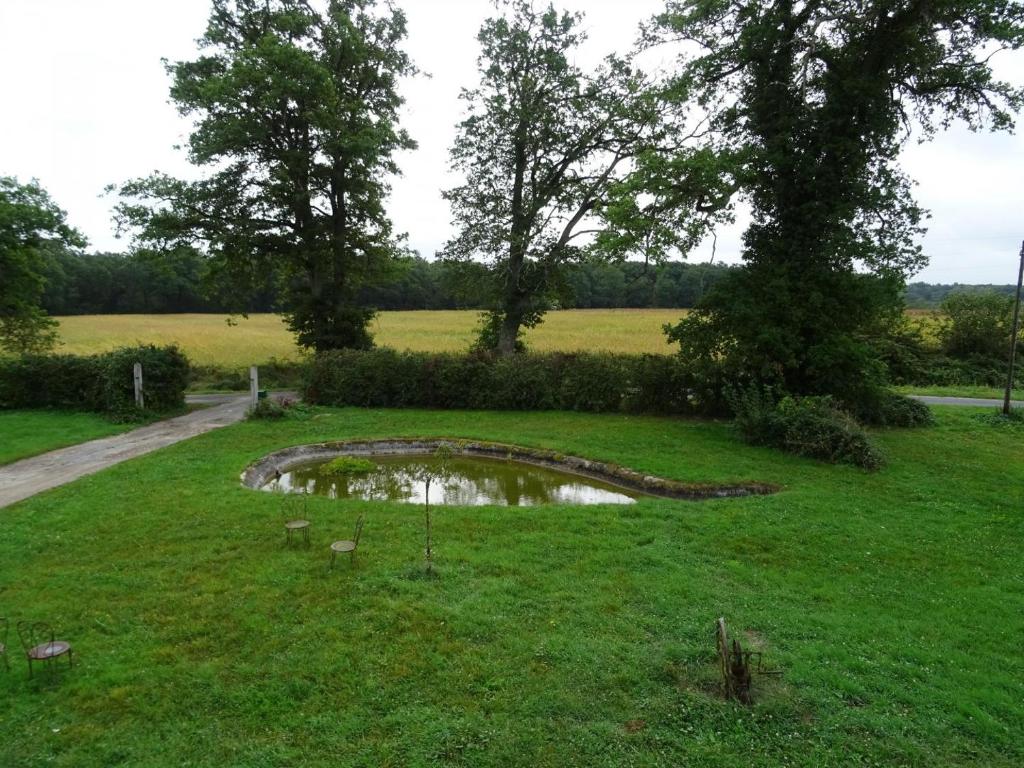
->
1;0;1021;284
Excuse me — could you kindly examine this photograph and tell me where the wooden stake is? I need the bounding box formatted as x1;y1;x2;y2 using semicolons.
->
133;363;144;409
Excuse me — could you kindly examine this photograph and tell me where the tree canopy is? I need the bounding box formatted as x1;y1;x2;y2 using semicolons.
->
652;0;1024;407
442;0;724;354
114;0;416;351
0;176;85;355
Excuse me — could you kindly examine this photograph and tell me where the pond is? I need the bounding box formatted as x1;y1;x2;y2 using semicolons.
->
261;454;640;506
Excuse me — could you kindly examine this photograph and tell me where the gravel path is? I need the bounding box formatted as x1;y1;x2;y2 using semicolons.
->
910;395;1023;408
0;394;259;510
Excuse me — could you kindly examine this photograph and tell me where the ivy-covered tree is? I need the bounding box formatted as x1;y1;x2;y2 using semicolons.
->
443;0;725;355
0;176;84;355
114;0;416;351
652;0;1024;408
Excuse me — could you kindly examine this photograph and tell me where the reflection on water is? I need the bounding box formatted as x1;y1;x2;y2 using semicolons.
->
262;454;638;506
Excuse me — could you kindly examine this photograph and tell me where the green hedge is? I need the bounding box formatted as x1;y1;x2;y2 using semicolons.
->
303;349;697;414
0;345;190;416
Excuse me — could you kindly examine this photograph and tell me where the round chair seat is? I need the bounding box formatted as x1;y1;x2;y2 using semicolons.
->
331;540;356;553
28;641;71;660
285;519;310;530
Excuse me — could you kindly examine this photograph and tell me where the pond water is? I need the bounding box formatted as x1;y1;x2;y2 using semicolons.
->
261;454;639;506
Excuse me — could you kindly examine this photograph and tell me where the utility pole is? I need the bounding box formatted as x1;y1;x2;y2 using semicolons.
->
1004;240;1024;415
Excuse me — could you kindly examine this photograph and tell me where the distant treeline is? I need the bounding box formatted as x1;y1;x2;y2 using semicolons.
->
38;249;1013;315
903;282;1019;309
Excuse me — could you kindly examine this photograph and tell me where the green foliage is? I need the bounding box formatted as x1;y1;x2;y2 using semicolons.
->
731;388;886;470
303;349;696;414
248;394;309;421
0;345;189;416
443;1;692;354
653;0;1024;408
939;291;1019;361
0;176;85;355
321;456;375;476
861;392;935;429
113;0;416;353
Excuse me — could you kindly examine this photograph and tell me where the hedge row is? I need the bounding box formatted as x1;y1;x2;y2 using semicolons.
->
303;349;698;414
0;345;190;416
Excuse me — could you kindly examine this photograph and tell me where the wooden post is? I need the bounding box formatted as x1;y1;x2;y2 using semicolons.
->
1004;241;1024;416
133;362;144;409
250;366;260;410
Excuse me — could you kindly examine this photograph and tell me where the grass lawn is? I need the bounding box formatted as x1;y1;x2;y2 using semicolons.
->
1;406;1021;766
0;411;136;466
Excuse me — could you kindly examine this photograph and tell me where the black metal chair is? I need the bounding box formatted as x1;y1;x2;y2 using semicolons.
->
0;617;9;671
282;489;311;546
16;621;73;678
330;515;365;569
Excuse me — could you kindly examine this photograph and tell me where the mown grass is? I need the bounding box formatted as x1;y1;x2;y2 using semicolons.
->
53;310;690;365
1;406;1021;766
0;411;135;466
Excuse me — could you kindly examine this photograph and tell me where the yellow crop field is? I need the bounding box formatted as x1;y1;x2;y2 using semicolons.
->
55;310;687;366
54;308;943;368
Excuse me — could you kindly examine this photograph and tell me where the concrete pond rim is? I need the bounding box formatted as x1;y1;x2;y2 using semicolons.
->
241;438;780;502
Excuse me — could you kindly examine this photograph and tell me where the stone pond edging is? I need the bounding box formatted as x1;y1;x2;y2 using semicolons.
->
241;438;779;501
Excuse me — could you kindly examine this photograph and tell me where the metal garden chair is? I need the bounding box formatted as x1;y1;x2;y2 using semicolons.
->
16;621;73;678
282;488;311;546
330;514;365;569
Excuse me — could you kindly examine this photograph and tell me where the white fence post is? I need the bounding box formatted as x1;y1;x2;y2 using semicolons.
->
133;362;144;408
250;366;260;410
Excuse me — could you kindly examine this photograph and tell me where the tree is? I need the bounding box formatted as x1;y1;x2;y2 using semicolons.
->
443;1;723;354
0;176;85;355
114;0;416;351
653;0;1024;408
940;290;1020;361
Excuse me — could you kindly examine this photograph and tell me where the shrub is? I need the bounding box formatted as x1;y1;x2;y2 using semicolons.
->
939;291;1017;361
730;388;885;470
303;349;696;415
0;345;189;416
856;392;935;428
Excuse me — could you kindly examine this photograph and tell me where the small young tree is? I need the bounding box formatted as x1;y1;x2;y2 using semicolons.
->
443;1;725;354
0;177;85;355
114;0;416;352
412;444;455;576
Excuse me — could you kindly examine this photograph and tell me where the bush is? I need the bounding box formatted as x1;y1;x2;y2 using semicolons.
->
864;392;934;427
731;389;885;470
939;291;1017;361
303;349;697;415
248;394;309;420
0;345;189;416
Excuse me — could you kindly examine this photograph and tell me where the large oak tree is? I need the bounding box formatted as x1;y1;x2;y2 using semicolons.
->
0;176;84;355
443;0;727;355
115;0;416;351
653;0;1024;409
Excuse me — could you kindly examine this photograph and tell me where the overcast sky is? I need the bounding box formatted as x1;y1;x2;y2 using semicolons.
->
1;0;1021;284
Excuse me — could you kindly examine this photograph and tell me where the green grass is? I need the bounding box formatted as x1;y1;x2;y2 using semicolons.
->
0;411;135;466
1;407;1022;766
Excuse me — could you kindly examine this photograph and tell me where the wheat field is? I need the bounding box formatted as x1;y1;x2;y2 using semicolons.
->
54;310;686;366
